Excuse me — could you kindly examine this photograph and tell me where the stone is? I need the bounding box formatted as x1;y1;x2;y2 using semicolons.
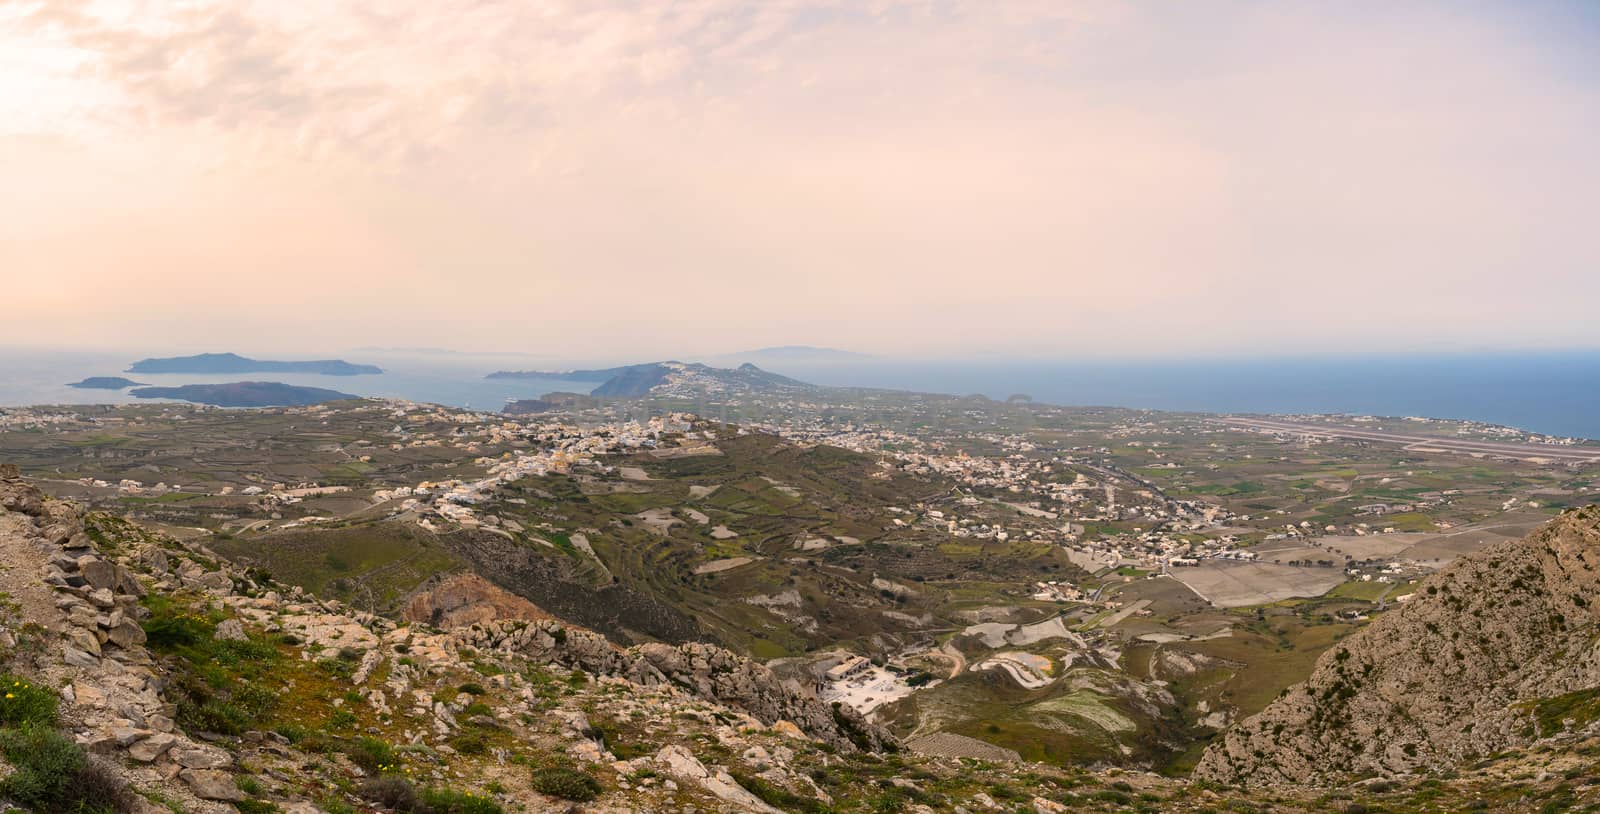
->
195;571;233;593
172;743;232;770
770;719;807;740
116;568;146;597
106;620;147;649
88;588;116;608
62;646;100;665
214;619;248;642
127;733;177;762
111;727;152;747
0;478;43;515
180;769;245;801
73;682;108;708
63;532;93;550
68;605;99;627
654;745;783;814
67;628;102;657
78;557;118;591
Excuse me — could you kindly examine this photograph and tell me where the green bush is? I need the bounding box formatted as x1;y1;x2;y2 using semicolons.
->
0;675;58;727
141;610;212;649
0;724;129;813
447;731;489;756
529;766;602;802
345;736;402;774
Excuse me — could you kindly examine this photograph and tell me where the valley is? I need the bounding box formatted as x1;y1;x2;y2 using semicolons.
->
3;373;1595;783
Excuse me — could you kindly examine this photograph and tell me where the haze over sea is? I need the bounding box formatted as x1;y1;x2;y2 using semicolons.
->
3;349;1597;441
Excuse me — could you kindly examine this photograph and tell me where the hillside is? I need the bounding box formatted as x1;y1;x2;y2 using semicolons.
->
128;382;359;407
488;361;813;399
1196;506;1600;784
9;468;1600;811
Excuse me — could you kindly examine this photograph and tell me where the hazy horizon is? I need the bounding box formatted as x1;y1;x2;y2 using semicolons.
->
4;1;1598;357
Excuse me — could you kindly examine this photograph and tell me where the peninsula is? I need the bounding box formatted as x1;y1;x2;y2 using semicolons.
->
127;381;359;407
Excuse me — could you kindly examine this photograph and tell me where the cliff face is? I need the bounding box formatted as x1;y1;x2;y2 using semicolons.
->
1196;507;1600;784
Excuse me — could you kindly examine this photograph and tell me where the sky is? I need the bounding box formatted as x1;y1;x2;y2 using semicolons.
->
2;0;1597;360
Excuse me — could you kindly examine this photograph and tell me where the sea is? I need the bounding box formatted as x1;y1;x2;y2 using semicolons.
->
0;349;605;414
3;349;1598;441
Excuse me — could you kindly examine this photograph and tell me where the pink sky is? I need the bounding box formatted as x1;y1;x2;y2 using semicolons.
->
3;1;1597;358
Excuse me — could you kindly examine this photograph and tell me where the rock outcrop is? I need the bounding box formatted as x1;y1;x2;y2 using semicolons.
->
454;619;894;753
1196;507;1600;784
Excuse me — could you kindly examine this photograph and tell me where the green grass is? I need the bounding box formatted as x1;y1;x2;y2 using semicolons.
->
1326;580;1393;602
211;522;462;610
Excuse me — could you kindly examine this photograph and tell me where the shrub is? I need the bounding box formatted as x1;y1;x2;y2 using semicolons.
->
345;736;402;774
0;675;58;727
361;776;421;812
0;724;130;814
529;766;602;802
448;731;489;756
141;609;212;649
359;777;501;814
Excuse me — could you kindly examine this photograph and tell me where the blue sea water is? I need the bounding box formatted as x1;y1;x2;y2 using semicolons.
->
0;350;603;413
755;352;1600;441
2;349;1597;440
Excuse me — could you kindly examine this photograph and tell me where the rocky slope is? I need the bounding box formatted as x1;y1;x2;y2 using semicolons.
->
11;463;1600;812
1196;506;1600;784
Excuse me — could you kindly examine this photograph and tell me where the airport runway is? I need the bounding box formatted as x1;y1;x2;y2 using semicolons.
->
1222;417;1600;463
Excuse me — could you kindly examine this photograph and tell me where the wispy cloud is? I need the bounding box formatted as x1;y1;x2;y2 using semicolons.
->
1;1;1597;356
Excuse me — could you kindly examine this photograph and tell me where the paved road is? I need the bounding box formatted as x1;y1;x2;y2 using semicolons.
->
1222;417;1600;462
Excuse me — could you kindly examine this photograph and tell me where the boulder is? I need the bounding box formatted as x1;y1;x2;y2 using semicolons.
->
180;769;245;801
78;557;119;591
172;743;233;769
67;628;102;657
213;619;248;642
106;620;147;649
127;733;177;762
63;646;100;669
0;478;43;516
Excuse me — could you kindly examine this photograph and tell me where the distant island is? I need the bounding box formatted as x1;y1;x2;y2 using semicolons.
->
489;360;812;399
128;382;359;407
66;376;146;390
720;345;866;361
485;365;635;383
127;352;383;376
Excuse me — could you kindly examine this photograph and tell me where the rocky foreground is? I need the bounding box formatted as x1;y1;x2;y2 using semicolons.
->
1198;505;1600;784
5;465;1600;812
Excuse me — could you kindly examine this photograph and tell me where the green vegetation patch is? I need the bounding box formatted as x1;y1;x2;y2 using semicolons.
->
0;723;127;814
1530;687;1600;736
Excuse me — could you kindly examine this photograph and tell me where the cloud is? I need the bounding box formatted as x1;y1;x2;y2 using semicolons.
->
0;1;1597;357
